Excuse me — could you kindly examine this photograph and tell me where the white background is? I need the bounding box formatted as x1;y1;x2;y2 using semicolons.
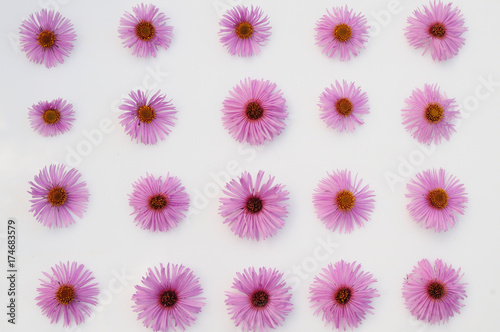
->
1;0;500;331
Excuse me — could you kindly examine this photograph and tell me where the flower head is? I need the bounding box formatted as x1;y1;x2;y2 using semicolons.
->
118;3;173;57
219;170;289;240
405;1;467;61
119;90;177;145
313;169;375;233
28;164;89;228
403;259;467;324
129;173;189;232
132;263;205;332
315;6;369;61
406;168;467;232
319;80;369;132
402;84;459;144
310;260;379;330
29;98;75;136
19;9;76;68
222;78;287;145
36;261;99;327
218;5;271;57
226;267;293;331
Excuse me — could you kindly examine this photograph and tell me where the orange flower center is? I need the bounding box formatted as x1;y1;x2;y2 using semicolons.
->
427;281;446;300
429;23;446;38
235;22;253;39
149;195;168;210
425;103;444;123
245;101;264;120
136;21;155;41
336;190;356;212
56;285;75;305
48;187;67;206
251;290;269;308
37;30;56;48
137;105;156;123
335;98;353;116
334;287;351;305
427;188;448;209
333;23;352;42
42;109;61;124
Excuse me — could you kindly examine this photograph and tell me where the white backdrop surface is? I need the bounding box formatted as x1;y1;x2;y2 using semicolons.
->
1;0;500;331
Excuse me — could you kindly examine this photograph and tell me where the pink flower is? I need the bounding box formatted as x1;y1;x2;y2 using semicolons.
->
313;169;375;233
402;84;459;144
129;173;190;232
36;261;99;327
132;263;205;332
29;98;75;136
403;259;467;324
406;168;467;232
218;5;271;57
119;90;177;145
405;1;467;61
315;6;369;61
19;9;76;68
219;170;289;240
319;80;369;132
310;260;379;330
28;164;89;228
222;78;287;145
118;3;173;58
226;267;293;331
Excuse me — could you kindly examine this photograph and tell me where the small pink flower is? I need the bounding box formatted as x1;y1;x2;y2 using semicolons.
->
405;1;467;61
406;168;467;232
403;259;467;324
218;5;271;57
118;3;173;58
315;6;369;61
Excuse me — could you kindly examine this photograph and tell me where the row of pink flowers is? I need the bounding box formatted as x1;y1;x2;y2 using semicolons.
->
28;165;467;234
19;2;467;68
37;259;466;330
29;80;460;146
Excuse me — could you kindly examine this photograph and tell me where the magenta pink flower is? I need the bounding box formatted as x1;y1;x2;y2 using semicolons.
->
218;5;271;57
19;9;76;68
222;78;287;145
406;168;467;232
315;6;369;61
405;1;467;61
118;3;173;58
403;259;466;324
28;164;89;228
129;173;189;232
310;260;379;330
36;261;99;327
226;267;293;331
313;169;375;233
132;263;205;332
119;90;177;145
29;98;74;136
402;84;459;144
319;80;369;132
219;170;289;240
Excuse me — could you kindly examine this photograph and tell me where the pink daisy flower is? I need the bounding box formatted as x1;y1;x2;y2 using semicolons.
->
219;170;289;240
315;6;369;61
403;259;467;324
118;3;173;58
405;1;467;61
406;168;467;232
218;5;271;57
28;164;89;228
28;98;75;137
119;90;177;145
19;9;76;68
319;80;369;132
310;260;379;330
222;78;287;145
313;169;375;233
226;267;293;331
36;261;99;327
132;263;205;332
129;173;189;232
402;84;459;144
